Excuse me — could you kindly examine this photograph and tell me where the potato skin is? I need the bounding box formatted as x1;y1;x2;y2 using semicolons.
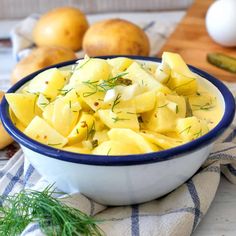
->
0;91;13;149
33;7;89;51
11;46;77;84
82;19;150;56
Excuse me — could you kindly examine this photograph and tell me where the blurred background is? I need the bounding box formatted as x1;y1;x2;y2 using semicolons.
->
0;0;193;19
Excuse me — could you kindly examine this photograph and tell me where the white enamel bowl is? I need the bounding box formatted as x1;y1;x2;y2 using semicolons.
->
1;56;235;206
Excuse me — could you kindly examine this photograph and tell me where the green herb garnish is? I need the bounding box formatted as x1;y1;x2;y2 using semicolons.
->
111;94;121;112
179;125;191;134
0;185;103;236
192;102;215;111
111;117;130;123
58;88;73;96
82;72;129;97
86;121;96;140
176;105;179;114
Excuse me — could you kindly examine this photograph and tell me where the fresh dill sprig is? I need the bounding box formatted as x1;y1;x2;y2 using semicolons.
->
86;121;96;140
58;88;73;96
82;72;129;97
192;102;215;111
111;93;122;112
0;185;103;236
179;125;192;134
157;103;168;108
193;129;203;139
111;117;130;123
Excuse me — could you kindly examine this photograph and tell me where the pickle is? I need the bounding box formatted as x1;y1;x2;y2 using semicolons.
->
207;53;236;73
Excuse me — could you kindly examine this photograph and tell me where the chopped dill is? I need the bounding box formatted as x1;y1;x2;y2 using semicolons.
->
107;148;112;155
111;117;130;123
86;121;96;140
82;72;129;97
176;105;179;113
48;143;62;146
179;125;192;134
111;93;121;112
193;129;203;138
192;102;215;111
157;103;168;108
58;88;73;96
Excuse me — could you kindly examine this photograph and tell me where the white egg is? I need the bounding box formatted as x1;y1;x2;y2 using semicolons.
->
206;0;236;47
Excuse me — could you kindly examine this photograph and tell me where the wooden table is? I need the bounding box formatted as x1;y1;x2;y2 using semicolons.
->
159;0;236;82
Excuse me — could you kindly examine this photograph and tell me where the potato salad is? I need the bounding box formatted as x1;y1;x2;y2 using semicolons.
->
6;52;223;155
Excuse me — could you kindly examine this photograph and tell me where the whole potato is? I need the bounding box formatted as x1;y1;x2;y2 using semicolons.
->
0;91;13;149
11;46;77;84
33;7;89;51
82;19;150;56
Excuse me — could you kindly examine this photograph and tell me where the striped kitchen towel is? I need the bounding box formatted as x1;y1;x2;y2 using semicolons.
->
0;130;236;235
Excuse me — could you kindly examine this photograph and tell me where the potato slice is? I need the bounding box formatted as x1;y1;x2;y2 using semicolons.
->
108;57;133;75
142;92;177;133
108;128;159;153
70;58;111;85
162;52;197;95
68;112;95;145
24;116;67;148
134;90;156;113
98;109;139;131
141;130;183;149
124;62;171;94
5;93;41;127
176;117;209;141
92;140;140;155
166;94;186;118
62;144;91;154
27;68;66;100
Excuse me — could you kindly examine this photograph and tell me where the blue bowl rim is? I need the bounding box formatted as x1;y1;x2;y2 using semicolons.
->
0;55;235;166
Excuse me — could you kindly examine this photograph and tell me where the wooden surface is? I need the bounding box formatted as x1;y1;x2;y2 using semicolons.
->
159;0;236;82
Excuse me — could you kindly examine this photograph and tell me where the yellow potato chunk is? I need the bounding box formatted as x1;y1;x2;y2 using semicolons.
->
134;90;156;113
5;93;41;127
24;116;68;147
141;130;183;149
166;94;186;118
92;140;140;155
142;92;177;133
124;62;171;94
69;58;111;86
163;52;197;95
51;90;81;136
108;57;133;75
176;117;209;141
108;128;159;153
68;112;95;144
98;109;139;131
75;83;106;111
63;144;91;154
27;68;66;100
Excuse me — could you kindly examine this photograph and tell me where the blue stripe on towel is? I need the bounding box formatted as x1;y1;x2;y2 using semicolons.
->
0;163;24;205
142;21;155;31
186;179;201;232
23;164;35;186
227;164;236;176
131;205;140;236
223;128;236;142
